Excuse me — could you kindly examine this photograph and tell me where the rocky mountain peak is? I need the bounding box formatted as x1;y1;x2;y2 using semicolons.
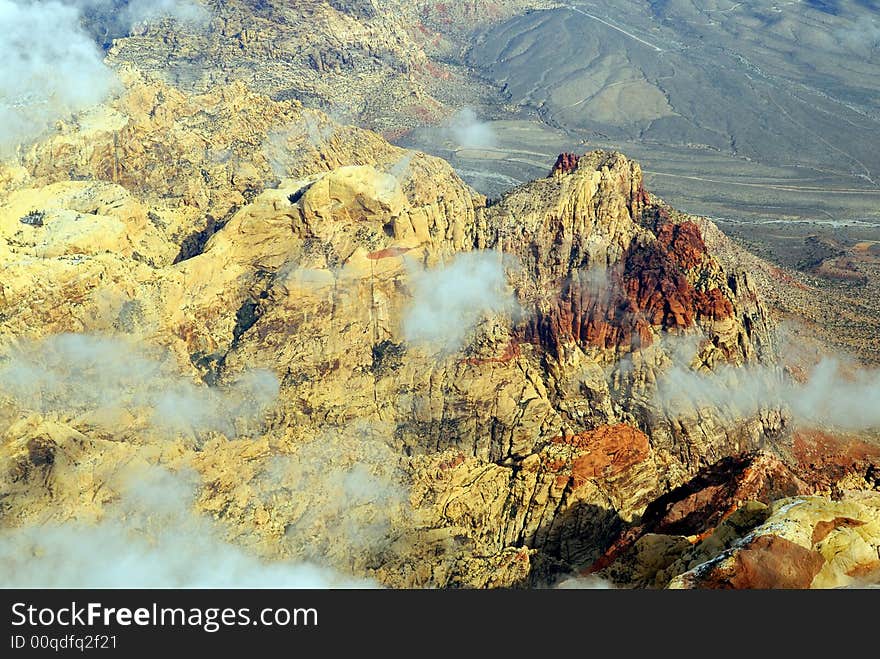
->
2;67;878;589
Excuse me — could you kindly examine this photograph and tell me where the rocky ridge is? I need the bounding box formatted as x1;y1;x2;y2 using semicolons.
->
100;0;556;136
1;72;879;588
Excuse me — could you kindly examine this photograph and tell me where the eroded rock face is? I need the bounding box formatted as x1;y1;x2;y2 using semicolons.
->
0;76;854;588
790;428;880;490
478;152;765;369
590;443;880;589
637;453;811;539
519;218;736;356
680;534;826;589
550;153;580;177
98;0;552;135
563;425;651;484
590;452;812;582
667;492;880;589
328;0;378;20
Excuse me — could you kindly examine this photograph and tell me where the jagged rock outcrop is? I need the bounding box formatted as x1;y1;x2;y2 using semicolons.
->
591;452;813;585
550;152;580;177
478;152;766;362
3;72;872;588
790;428;880;491
589;440;880;588
328;0;378;21
668;492;880;589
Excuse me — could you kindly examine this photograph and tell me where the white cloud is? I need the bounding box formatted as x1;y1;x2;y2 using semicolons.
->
656;356;880;431
263;112;336;178
0;334;279;436
0;467;373;587
261;422;411;568
0;0;209;156
403;251;516;350
446;108;497;149
0;0;116;156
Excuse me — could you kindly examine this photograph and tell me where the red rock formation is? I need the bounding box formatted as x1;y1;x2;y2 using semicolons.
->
812;517;865;545
624;240;701;328
523;220;733;356
791;428;880;489
549;153;580;177
540;424;652;490
553;424;651;486
439;453;466;471
641;453;812;536
846;561;880;579
656;221;706;270
460;340;521;366
586;452;812;573
366;246;414;260
695;288;735;320
523;269;653;356
693;535;825;589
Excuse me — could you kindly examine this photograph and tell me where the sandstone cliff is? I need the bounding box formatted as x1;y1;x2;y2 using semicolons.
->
2;70;878;588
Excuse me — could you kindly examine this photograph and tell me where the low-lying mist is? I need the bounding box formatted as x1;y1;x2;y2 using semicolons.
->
260;422;411;569
0;467;372;587
403;251;517;350
0;333;278;436
0;0;208;156
654;329;880;431
0;0;115;156
263;111;335;178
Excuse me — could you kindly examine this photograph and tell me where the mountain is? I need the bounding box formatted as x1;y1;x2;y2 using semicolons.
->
458;0;880;221
3;67;880;587
99;0;550;137
1;0;879;589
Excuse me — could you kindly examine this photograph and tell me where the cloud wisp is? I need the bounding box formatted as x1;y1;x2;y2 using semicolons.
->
261;422;411;570
0;467;372;587
403;251;517;351
445;108;497;149
0;0;116;156
0;333;279;436
656;355;880;431
0;0;208;156
263;112;336;178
